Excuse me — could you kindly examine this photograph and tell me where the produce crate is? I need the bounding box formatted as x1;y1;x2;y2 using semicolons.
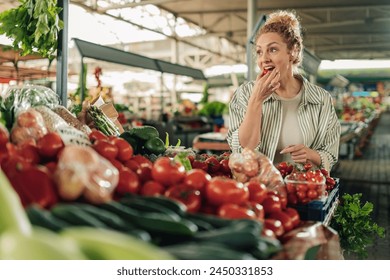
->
291;178;340;223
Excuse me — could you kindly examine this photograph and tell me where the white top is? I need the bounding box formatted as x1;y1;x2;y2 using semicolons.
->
273;90;303;164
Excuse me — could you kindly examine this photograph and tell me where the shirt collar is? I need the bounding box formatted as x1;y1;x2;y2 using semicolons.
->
264;75;322;105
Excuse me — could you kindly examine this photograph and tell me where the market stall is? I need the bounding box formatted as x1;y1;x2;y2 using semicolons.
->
0;84;347;260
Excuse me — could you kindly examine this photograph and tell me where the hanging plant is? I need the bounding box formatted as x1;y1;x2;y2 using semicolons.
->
0;0;64;60
330;193;385;259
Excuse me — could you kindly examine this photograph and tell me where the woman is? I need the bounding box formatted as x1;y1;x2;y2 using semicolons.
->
227;10;340;171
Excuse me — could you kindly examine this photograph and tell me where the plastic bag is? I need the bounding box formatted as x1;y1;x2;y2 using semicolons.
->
229;148;285;193
54;145;119;204
10;108;48;145
1;85;60;129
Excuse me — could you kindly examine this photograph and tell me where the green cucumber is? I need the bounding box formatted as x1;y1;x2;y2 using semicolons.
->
132;195;187;216
66;203;135;232
193;219;262;250
26;205;70;232
185;212;235;228
51;204;108;228
100;201;198;236
163;242;256;260
119;196;181;221
250;237;282;260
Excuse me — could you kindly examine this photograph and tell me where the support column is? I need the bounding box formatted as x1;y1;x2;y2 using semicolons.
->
246;0;257;81
56;0;69;106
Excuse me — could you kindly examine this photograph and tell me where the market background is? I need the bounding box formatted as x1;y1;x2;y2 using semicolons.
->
0;0;389;260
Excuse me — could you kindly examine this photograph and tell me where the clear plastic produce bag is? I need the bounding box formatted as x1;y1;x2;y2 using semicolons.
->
229;148;286;193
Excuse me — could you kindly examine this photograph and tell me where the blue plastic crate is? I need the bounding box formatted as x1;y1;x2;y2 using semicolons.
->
292;178;340;222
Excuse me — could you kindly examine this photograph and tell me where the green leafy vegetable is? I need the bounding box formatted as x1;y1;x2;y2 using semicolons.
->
0;0;63;60
330;193;385;259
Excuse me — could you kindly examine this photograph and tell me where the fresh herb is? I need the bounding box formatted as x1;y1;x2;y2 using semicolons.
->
0;0;63;59
331;193;385;259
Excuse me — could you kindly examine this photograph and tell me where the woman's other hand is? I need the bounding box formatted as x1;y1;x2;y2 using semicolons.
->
280;144;320;166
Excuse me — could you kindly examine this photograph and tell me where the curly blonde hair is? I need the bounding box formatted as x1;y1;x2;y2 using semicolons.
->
255;10;303;67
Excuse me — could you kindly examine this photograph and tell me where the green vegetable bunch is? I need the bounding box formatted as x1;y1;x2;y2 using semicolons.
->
331;193;385;259
198;101;227;117
0;0;64;59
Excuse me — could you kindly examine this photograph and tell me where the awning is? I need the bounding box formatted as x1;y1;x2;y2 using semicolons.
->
73;38;207;80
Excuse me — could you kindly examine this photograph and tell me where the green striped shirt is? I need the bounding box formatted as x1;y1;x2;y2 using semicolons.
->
227;75;341;170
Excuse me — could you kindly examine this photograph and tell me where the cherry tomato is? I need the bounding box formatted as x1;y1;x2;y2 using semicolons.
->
246;181;267;204
284;207;301;228
140;181;165;196
264;219;284;237
262;195;282;215
218;203;256;220
88;129;108;143
205;176;249;206
268;211;294;232
164;184;202;213
151;157;186;187
115;168;140;196
183;168;211;191
110;137;133;162
303;163;313;171
36;132;64;158
261;68;269;77
307;189;319;200
92;139;118;160
287;193;298;205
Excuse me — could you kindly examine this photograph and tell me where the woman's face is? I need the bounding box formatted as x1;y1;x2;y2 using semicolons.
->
255;32;293;78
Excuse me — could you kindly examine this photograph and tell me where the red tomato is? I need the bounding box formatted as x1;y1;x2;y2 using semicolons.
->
248;201;265;222
140;181;165;196
205;156;221;174
205;176;249;206
12;166;58;208
219;158;231;174
0;127;9;147
109;158;126;172
136;166;152;184
123;158;141;172
132;155;153;169
303;163;313;171
92;139;118;160
246;181;267;204
268;211;294;232
164;184;202;213
36;132;64;158
264;219;284;237
110;137;133;162
88;129;107;142
17;144;40;165
115;168;140;195
287;193;298;207
191;160;208;172
284;207;301;228
218;203;256;220
262;228;277;239
262;195;282;215
183;169;211;191
151;157;185;187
